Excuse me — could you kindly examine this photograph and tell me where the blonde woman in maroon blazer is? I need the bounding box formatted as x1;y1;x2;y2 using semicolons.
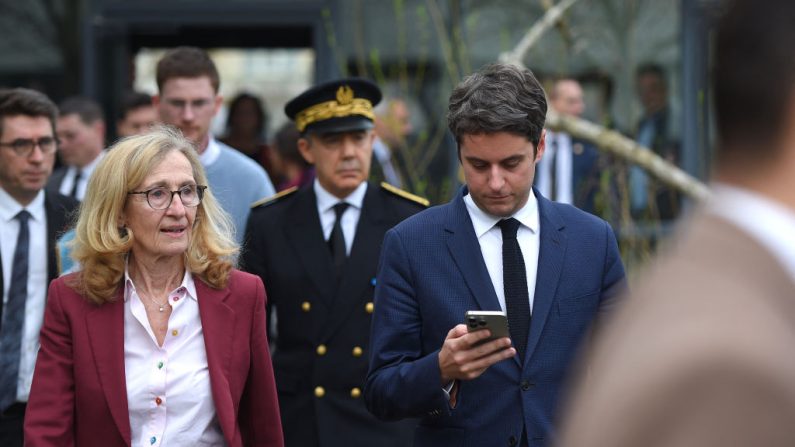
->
24;127;284;447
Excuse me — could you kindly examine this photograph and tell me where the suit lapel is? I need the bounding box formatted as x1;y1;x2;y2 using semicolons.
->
525;192;566;364
321;184;386;341
196;278;237;444
86;291;131;444
445;189;502;312
285;188;336;306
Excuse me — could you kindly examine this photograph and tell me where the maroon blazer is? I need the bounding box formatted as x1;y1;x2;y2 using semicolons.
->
24;269;284;447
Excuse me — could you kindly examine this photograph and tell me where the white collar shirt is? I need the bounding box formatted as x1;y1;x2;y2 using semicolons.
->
463;190;540;313
536;131;573;205
123;266;224;447
58;150;106;200
708;184;795;283
199;135;222;168
0;188;47;403
314;179;367;256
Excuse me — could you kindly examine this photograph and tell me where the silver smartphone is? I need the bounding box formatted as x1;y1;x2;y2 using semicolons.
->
465;310;510;344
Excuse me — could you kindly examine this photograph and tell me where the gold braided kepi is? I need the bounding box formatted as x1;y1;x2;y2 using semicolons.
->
285;78;382;134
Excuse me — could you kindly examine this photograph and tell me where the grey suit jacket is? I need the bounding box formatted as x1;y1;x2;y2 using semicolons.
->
557;211;795;447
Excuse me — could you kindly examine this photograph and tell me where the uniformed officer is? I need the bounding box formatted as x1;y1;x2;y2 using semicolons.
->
243;78;427;447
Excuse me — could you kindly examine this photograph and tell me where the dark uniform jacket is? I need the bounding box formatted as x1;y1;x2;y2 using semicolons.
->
243;181;426;447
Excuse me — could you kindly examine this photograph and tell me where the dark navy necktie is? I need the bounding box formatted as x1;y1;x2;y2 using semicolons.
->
497;218;531;360
328;202;350;279
70;169;82;199
549;136;558;201
0;210;31;411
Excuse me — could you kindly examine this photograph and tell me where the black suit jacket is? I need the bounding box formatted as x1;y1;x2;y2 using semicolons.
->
45;166;68;196
0;191;78;330
243;182;425;447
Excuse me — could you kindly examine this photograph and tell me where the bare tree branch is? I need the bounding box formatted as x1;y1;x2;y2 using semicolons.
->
547;110;711;201
539;0;574;48
498;0;582;67
426;0;461;84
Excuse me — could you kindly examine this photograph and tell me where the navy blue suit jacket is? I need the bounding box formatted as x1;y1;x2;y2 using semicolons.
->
533;137;601;214
365;187;625;447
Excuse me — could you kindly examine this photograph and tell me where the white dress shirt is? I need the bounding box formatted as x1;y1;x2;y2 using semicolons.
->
463;191;540;313
58;150;105;201
199;136;222;167
708;184;795;283
0;188;48;403
536;131;574;205
124;267;225;447
314;179;367;256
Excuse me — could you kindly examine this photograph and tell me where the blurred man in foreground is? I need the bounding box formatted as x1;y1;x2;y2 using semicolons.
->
558;1;795;445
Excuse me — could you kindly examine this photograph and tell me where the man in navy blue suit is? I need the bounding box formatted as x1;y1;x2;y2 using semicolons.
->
535;78;601;214
365;63;626;447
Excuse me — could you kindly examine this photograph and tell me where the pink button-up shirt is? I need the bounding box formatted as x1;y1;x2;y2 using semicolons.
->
123;268;225;447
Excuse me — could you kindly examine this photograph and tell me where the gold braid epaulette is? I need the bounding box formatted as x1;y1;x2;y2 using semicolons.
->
380;182;430;207
250;186;298;208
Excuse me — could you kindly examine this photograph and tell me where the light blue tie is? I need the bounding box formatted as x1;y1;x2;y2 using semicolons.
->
0;210;31;411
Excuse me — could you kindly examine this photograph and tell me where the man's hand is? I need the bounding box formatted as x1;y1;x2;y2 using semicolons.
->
438;324;516;384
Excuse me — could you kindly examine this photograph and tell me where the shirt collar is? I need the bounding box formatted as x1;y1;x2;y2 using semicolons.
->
372;137;392;162
545;130;570;146
199;135;222;167
313;178;368;212
78;149;106;177
0;187;46;224
123;260;198;303
463;189;540;238
707;183;795;283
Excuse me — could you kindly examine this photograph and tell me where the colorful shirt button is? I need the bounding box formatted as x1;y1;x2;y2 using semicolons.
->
150;436;156;445
157;361;164;369
172;329;179;336
155;397;162;405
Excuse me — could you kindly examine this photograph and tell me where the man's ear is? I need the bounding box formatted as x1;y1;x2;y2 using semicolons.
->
535;129;547;163
297;137;315;165
212;95;223;117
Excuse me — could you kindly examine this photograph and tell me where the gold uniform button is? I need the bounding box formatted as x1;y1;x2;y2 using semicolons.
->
350;387;361;398
316;344;327;356
301;301;311;312
314;386;325;398
365;302;374;314
171;329;178;336
352;346;363;357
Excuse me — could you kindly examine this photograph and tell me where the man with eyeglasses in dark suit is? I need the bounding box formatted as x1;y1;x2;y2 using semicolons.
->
0;88;78;447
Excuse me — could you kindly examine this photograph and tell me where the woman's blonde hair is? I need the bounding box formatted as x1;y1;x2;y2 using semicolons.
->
70;126;238;304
